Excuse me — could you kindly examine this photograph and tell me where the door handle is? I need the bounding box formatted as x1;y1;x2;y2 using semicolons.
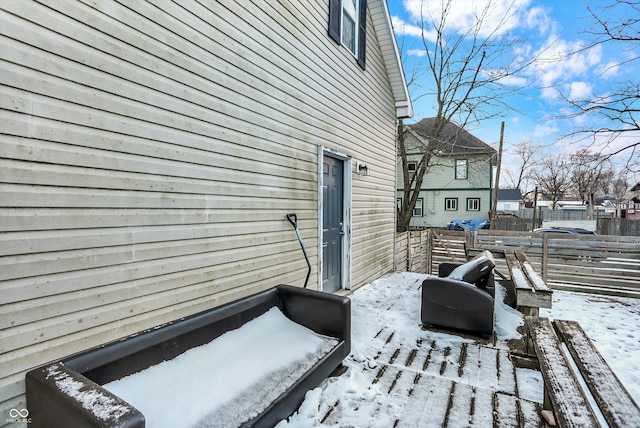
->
339;222;345;236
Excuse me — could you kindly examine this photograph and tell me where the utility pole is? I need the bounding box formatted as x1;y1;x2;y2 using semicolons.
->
490;122;505;230
531;186;539;232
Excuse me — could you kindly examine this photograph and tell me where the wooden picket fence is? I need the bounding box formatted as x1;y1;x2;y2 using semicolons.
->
395;229;640;298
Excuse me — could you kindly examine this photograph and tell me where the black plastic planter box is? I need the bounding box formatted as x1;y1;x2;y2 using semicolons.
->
26;285;351;428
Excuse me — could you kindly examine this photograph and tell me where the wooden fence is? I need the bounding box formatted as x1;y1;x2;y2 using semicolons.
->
494;216;640;236
395;229;640;298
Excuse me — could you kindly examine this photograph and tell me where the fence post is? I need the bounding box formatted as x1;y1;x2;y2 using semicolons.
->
426;229;433;275
464;231;475;258
542;234;549;281
407;230;412;272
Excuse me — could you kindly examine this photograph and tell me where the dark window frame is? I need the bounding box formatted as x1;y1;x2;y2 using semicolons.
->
445;198;458;211
328;0;367;70
467;198;480;211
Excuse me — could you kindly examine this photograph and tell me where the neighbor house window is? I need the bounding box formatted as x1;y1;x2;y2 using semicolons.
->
407;161;417;179
467;198;480;211
445;198;458;211
455;159;468;179
413;198;423;217
328;0;367;69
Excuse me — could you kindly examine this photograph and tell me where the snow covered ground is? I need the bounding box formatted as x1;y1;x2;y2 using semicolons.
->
277;271;640;427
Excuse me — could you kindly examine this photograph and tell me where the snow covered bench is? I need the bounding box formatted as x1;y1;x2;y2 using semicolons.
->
26;284;351;428
505;250;552;316
525;317;640;428
421;250;496;338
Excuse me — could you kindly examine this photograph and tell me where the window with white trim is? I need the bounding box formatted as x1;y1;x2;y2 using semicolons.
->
407;161;417;179
455;159;468;179
467;198;480;211
413;198;423;217
328;0;367;69
445;198;458;211
342;0;357;54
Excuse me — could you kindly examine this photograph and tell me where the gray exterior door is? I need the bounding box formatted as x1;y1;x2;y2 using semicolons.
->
322;155;344;292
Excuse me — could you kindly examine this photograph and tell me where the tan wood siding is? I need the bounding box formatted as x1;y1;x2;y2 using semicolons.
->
0;0;401;415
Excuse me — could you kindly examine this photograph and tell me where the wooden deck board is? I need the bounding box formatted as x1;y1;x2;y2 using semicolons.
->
526;317;599;427
323;326;538;426
313;273;552;427
554;319;640;427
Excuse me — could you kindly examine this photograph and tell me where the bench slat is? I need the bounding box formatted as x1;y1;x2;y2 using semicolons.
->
526;317;599;428
507;252;552;310
515;251;551;293
554;319;640;428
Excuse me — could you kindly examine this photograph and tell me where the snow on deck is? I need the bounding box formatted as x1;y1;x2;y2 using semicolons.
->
104;307;338;428
278;272;545;427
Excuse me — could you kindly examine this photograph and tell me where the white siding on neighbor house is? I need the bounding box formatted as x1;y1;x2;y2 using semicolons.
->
397;144;494;228
0;0;400;417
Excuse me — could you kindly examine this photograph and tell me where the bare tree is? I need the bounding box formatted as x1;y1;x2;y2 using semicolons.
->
609;175;630;200
569;150;615;219
396;0;538;230
535;156;573;210
562;0;640;170
502;140;539;195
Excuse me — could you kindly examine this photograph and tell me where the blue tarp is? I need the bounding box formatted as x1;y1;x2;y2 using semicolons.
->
446;218;489;231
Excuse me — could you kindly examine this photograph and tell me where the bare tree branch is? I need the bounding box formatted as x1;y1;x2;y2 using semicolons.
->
395;0;542;230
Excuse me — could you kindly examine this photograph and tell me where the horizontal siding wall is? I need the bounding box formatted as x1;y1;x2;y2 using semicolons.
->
0;0;400;417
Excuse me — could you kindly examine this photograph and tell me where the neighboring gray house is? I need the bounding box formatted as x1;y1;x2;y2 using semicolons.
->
497;189;524;214
397;118;496;228
0;0;412;415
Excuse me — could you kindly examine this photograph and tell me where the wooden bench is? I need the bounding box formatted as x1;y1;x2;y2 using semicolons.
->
505;250;552;316
525;316;640;427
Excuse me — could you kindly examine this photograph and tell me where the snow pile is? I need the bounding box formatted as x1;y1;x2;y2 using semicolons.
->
493;279;524;340
104;307;338;428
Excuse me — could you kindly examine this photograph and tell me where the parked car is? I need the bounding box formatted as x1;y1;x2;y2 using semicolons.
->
533;227;596;235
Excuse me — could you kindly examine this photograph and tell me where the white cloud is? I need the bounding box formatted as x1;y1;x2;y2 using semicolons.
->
524;6;554;36
533;122;559;138
493;73;529;86
401;0;534;39
540;86;560;101
568;81;593;101
528;38;603;102
391;16;432;39
406;48;427;57
597;61;622;79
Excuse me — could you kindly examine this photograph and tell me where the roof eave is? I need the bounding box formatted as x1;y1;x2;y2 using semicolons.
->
370;0;413;119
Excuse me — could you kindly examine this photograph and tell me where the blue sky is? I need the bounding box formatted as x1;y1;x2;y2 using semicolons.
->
387;0;638;181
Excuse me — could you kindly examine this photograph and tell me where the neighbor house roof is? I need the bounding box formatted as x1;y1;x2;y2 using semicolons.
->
369;0;413;119
498;189;523;201
405;118;496;155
